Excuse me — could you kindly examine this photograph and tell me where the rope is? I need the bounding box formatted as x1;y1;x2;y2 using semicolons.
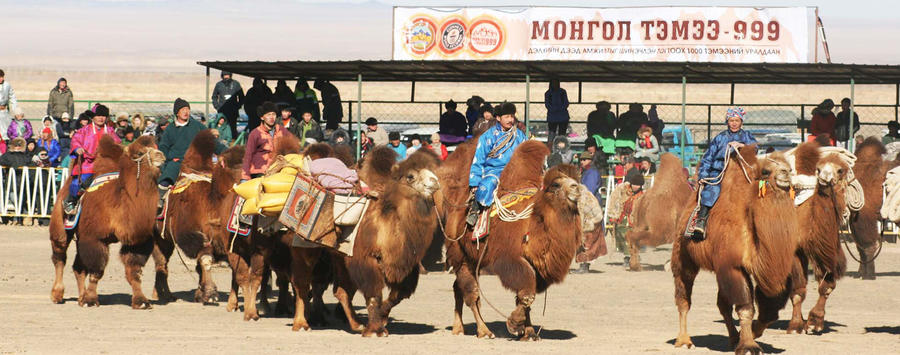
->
845;179;865;212
492;189;534;222
131;150;151;180
880;166;900;222
434;205;466;242
843;235;883;266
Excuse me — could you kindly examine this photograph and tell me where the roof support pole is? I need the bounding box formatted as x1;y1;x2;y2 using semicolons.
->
849;77;855;152
681;76;687;167
895;83;898;122
410;81;416;103
356;73;362;161
729;82;735;105
525;73;531;137
578;81;583;103
205;66;210;119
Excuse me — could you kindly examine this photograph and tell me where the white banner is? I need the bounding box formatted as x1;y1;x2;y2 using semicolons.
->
393;6;817;63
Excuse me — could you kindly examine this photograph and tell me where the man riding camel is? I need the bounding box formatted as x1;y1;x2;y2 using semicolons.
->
692;107;756;239
466;102;526;226
64;104;120;214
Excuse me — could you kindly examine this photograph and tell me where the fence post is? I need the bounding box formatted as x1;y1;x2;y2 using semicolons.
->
849;77;855;153
800;104;806;139
680;76;687;167
707;105;712;144
205;66;210;119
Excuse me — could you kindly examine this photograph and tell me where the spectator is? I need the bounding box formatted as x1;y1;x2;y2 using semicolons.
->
357;131;375;159
0;138;33;167
607;167;644;259
365;117;389;146
883;121;900;146
157;117;170;137
388;131;407;161
131;113;146;135
547;135;574;167
465;95;485;134
41;116;58;140
121;127;136;146
329;128;350;147
579;151;602;202
207;114;232;146
33;147;52;168
8;107;33;141
36;127;60;166
47;77;74;120
0;69;18;140
25;140;38;159
637;157;656;175
279;105;300;136
294;79;320;122
57;112;76;157
272;80;294;108
0;139;6;154
115;112;131;140
614;156;637;184
835;98;861;148
647;104;665;144
616;103;648;156
634;126;660;162
297;110;324;146
810;99;837;146
427;132;448;161
586;101;617;155
244;78;273;134
471;103;495;136
211;71;244;137
143;116;158;137
314;79;343;131
76;110;92;130
439;100;468;144
544;79;570;144
407;134;422;155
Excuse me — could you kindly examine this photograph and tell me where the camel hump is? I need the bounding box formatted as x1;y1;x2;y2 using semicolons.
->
181;129;218;172
360;146;397;192
793;141;821;176
220;145;245;170
855;137;887;164
97;135;124;161
274;133;301;156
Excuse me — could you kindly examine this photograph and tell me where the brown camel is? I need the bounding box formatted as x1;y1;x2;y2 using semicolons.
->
849;137;898;280
671;146;799;355
625;153;694;271
785;142;851;334
152;130;245;305
440;140;583;340
49;135;165;308
335;147;441;337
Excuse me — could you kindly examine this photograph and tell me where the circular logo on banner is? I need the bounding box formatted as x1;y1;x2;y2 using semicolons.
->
468;18;504;55
405;17;437;56
439;18;466;55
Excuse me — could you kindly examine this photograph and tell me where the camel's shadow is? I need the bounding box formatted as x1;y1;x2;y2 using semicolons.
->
766;319;845;334
665;334;784;353
864;326;900;335
846;271;900;278
444;321;576;340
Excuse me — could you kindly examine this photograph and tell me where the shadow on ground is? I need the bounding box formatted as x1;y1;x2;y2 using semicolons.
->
666;334;784;353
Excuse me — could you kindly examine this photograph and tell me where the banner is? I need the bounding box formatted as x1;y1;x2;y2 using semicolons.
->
392;7;817;63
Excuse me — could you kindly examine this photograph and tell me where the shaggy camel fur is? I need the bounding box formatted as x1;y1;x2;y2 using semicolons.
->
336;147;441;337
625;153;694;271
49;135;165;308
785;142;851;334
152;130;245;305
849;137;898;280
441;140;583;340
671;146;799;355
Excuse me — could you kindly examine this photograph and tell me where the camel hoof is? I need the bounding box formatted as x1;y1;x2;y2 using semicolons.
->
131;297;153;310
451;326;464;336
805;313;825;334
244;311;260;321
734;341;762;355
80;293;99;307
361;327;388;338
506;310;526;337
477;328;495;339
291;322;311;331
674;335;694;349
51;287;65;304
786;319;806;334
518;327;540;341
226;301;238;312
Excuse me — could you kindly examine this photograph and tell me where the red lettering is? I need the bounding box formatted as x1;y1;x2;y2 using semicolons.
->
602;21;614;40
617;21;631;40
553;20;566;40
707;20;719;40
640;21;654;40
767;21;780;41
531;21;549;40
692;20;704;40
655;20;668;40
570;20;584;40
672;20;688;40
587;21;600;40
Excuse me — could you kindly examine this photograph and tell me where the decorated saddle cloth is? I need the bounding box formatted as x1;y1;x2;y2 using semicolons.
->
171;172;212;195
65;172;120;230
472;187;539;241
226;197;252;237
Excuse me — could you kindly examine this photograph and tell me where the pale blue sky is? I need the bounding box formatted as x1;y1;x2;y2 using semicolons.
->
1;0;896;71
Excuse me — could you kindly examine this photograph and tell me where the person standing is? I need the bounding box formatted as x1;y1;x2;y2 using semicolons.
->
36;127;61;166
574;151;607;273
272;80;294;108
56;112;76;157
297;110;324;145
616;103;648;156
835;98;861;148
365;117;389;146
211;71;244;137
610;168;644;264
544;79;570;145
388;131;407;161
63;104;120;214
244;78;273;134
0;69;17;140
587;101;617;156
809;99;837;146
294;79;320;122
315;79;343;131
242;102;289;180
47;78;74;121
464;95;485;135
439;100;468;144
207;113;233;146
8;107;33;141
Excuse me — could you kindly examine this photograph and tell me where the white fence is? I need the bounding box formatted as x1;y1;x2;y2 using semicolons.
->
1;167;68;218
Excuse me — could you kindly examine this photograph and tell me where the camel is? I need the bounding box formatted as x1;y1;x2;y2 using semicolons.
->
49;135;165;308
625;153;694;271
671;145;799;355
440;140;583;340
848;138;898;280
784;142;852;334
335;146;442;337
152;130;245;305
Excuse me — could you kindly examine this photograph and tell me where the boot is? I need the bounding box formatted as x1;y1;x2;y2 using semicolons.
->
157;185;170;213
691;205;710;240
572;262;590;274
63;194;79;215
466;201;482;227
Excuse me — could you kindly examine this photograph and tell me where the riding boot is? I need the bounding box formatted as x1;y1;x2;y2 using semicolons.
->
63;194;79;215
157;185;170;212
466;199;482;227
691;205;711;240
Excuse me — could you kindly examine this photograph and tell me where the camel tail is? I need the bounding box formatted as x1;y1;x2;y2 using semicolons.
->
749;194;800;297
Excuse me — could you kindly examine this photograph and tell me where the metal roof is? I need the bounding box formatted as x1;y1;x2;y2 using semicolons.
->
197;60;900;85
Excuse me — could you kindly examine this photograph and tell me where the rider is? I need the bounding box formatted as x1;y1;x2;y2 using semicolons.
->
64;104;120;214
692;107;757;239
466;102;527;226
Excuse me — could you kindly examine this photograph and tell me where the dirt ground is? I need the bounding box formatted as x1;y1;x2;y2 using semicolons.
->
1;225;898;354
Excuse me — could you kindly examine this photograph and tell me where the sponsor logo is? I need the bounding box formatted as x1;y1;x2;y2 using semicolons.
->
468;18;504;55
439;18;466;55
405;16;437;56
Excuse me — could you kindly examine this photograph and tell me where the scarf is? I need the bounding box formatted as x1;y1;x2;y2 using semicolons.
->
641;136;653;148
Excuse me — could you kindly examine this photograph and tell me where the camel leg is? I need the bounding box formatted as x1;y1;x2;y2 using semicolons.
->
672;250;698;349
350;257;388;337
258;264;272;315
227;252;253;318
331;259;364;332
225;259;239;312
626;231;643;271
363;295;388;337
151;237;175;303
806;272;836;334
72;247;87;304
786;254;808;334
243;252;266;321
379;270;420;328
194;253;218;304
452;262;493;338
76;238;110;307
490;256;537;340
753;284;790;339
307;253;331;327
289;256;312;332
120;238;154;309
716;290;740;347
50;231;74;304
718;267;761;354
856;242;878;280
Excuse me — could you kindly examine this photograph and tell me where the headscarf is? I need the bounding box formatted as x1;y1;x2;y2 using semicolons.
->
725;107;747;123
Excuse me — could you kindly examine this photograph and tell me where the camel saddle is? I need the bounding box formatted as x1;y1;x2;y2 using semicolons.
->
65;172;120;230
226;197;251;237
681;204;701;239
471;187;539;241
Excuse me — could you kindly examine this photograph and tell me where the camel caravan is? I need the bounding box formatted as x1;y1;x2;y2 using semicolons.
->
46;101;896;351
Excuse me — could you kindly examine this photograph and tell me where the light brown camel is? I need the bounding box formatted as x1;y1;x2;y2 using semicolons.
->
785;142;851;334
49;135;165;308
336;147;442;337
625;153;694;271
849;137;898;280
440;140;583;340
671;146;799;355
152;130;245;305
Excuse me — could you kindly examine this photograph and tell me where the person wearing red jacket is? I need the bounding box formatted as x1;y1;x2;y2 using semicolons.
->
427;132;448;160
242;102;289;180
809;99;836;146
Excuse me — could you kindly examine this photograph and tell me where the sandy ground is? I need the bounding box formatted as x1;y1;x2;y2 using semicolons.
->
1;225;898;354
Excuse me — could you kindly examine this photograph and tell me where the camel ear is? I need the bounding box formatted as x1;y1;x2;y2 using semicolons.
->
390;164;400;179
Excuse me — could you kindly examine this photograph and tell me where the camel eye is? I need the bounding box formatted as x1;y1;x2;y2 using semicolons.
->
406;173;414;181
838;169;844;175
761;169;771;176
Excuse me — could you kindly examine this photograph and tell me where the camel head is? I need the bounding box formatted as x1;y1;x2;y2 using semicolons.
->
759;151;792;190
542;166;581;207
816;153;850;188
392;149;441;198
126;135;165;169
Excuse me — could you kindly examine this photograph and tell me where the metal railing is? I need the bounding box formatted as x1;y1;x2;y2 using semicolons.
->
1;166;67;218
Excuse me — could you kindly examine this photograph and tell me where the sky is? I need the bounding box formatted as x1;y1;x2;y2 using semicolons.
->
1;0;897;72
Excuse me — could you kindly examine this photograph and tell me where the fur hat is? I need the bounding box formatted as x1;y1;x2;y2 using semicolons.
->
625;167;644;186
498;102;517;117
9;137;26;149
580;151;594;160
61;112;70;119
257;101;278;117
365;117;378;126
117;112;130;122
12;107;24;117
173;98;190;115
94;104;110;117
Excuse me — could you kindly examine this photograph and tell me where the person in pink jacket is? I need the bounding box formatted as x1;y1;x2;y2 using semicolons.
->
64;104;121;214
